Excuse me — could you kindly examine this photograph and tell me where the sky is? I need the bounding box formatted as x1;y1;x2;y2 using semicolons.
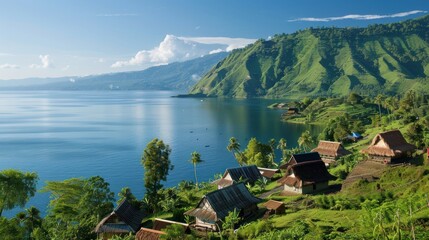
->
0;0;428;80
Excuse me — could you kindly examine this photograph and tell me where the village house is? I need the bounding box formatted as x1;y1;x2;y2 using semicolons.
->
361;130;416;164
263;200;285;215
216;165;263;189
278;152;336;194
279;152;322;170
184;183;261;231
135;228;165;240
311;140;352;165
94;199;144;240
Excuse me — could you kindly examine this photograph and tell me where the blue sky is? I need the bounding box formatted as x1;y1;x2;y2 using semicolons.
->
0;0;428;79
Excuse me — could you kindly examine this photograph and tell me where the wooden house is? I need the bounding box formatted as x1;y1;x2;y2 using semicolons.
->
257;167;280;179
286;107;299;115
263;200;285;215
279;152;322;170
184;183;261;231
216;165;262;189
94;199;144;240
361;130;416;164
278;156;336;194
311;140;352;164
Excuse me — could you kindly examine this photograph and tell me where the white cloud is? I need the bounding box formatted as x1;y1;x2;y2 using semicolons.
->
98;58;105;63
62;65;70;71
29;55;53;69
288;10;427;22
0;64;20;69
111;35;256;68
191;74;201;81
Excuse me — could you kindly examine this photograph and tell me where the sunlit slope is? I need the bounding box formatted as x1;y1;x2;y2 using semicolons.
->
191;15;429;98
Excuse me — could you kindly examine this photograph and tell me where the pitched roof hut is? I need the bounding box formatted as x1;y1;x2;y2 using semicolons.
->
312;140;352;164
94;199;144;240
185;183;261;231
361;130;416;164
279;152;322;170
216;165;262;189
263;200;285;215
278;160;336;194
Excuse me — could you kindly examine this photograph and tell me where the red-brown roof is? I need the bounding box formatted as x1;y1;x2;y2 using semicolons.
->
257;167;279;178
312;141;351;157
361;130;416;157
263;200;285;210
135;227;165;240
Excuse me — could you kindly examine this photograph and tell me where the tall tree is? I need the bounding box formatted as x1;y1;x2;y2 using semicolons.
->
227;137;244;166
277;138;288;162
0;169;38;217
141;138;173;212
374;94;384;119
42;176;114;239
298;130;314;152
242;138;275;168
189;151;203;190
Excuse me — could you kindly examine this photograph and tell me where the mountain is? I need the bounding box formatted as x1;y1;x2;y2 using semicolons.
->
190;15;429;99
0;52;228;91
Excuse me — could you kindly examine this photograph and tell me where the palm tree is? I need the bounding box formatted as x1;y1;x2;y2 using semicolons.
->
374;94;384;118
227;137;243;166
189;151;203;189
298;130;314;152
277;138;287;162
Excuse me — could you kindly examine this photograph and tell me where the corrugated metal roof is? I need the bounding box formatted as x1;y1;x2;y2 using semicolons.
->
94;199;144;234
280;152;322;169
225;165;262;183
185;183;261;221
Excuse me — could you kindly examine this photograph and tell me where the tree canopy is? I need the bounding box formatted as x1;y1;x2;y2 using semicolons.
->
0;169;38;217
141;138;174;212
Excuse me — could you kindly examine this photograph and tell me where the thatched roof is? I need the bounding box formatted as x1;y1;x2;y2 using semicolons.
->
94;199;144;234
280;152;322;169
312;141;352;157
153;218;189;232
361;130;416;157
257;167;280;178
278;160;336;187
185;183;261;222
263;200;285;210
135;227;165;240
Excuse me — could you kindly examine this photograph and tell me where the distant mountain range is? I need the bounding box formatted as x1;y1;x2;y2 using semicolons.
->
0;52;228;91
190;15;429;98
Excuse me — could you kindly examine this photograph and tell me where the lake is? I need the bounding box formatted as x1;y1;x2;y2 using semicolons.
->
0;91;320;217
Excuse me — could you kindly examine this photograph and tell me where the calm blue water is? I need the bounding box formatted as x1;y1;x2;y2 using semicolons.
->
0;91;320;217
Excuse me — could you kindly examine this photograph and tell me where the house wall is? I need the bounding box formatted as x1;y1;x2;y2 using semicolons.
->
195;218;217;231
369;155;392;164
284;182;329;194
224;173;232;181
283;184;302;193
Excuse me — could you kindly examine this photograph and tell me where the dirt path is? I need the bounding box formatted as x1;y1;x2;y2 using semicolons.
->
259;186;283;198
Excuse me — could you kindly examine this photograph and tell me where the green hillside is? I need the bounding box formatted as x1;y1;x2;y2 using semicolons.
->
191;15;429;99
